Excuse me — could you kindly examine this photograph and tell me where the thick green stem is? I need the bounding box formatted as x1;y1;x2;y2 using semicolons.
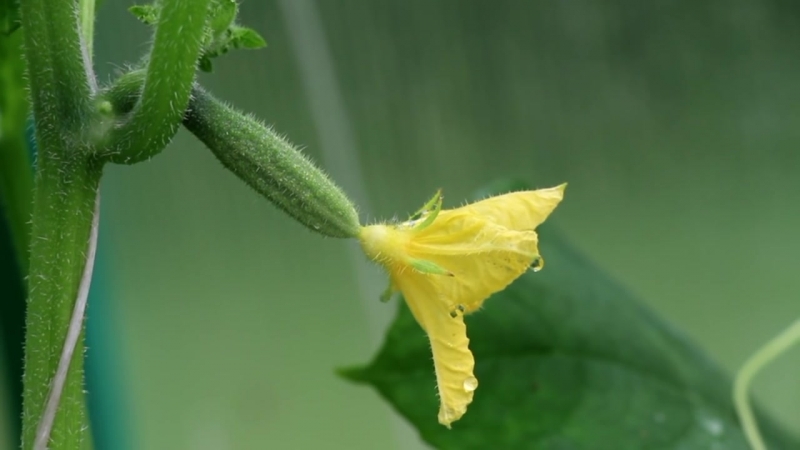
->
22;159;101;449
21;0;92;136
103;0;211;164
19;0;98;448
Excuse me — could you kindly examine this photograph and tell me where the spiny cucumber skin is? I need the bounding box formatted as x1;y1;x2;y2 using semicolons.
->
183;87;361;238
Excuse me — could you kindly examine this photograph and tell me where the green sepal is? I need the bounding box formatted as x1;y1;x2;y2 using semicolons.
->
229;25;266;49
199;25;266;72
208;0;237;38
411;190;442;232
129;4;159;25
197;1;266;73
410;259;452;276
379;283;394;303
129;0;266;74
409;189;441;220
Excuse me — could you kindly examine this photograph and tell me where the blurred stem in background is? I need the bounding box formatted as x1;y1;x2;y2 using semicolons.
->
0;23;31;273
735;319;800;450
0;214;27;449
0;18;31;449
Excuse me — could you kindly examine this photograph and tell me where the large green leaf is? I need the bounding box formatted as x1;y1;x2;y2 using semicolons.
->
341;182;798;449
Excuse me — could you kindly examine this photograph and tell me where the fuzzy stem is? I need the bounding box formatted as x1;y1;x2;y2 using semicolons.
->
33;192;99;450
103;0;211;164
21;0;92;136
23;160;101;450
19;0;98;448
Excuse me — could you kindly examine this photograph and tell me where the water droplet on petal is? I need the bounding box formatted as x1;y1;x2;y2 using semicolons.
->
449;310;458;318
530;256;543;272
463;377;478;392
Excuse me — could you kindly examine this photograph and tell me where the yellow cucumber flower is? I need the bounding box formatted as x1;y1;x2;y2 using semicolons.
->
358;184;566;428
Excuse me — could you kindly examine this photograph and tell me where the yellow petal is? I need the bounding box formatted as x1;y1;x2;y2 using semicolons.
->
357;185;566;428
404;210;541;313
415;228;539;314
392;271;477;428
453;183;566;231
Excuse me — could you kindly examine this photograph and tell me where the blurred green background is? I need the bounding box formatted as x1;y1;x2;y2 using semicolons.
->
5;0;800;448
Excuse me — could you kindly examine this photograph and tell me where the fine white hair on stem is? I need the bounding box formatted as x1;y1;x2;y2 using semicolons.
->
733;318;800;450
34;191;100;450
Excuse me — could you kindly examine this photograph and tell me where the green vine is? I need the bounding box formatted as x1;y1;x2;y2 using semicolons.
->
17;0;212;448
12;0;326;446
102;0;211;164
19;0;97;445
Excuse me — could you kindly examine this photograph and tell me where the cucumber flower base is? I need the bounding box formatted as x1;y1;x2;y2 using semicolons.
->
358;184;566;428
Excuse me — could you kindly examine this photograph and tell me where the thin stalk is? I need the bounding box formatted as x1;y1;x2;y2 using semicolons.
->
79;0;96;65
734;319;800;450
